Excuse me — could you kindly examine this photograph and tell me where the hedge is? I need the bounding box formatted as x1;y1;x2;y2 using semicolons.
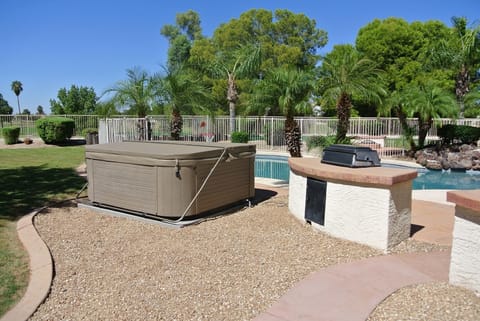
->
437;124;480;145
231;131;249;143
2;127;20;145
36;117;75;144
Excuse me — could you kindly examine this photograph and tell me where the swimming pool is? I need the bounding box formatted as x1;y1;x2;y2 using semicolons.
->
255;155;291;182
254;155;480;190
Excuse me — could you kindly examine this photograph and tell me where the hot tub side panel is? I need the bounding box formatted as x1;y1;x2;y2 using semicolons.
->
87;159;158;214
156;166;197;216
195;157;255;213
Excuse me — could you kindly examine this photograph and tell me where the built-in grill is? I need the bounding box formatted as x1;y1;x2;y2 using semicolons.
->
321;144;381;168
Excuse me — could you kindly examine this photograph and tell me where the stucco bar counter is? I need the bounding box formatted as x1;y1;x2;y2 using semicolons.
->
447;190;480;295
288;158;418;252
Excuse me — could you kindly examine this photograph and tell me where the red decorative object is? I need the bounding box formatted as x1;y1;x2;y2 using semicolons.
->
200;121;206;128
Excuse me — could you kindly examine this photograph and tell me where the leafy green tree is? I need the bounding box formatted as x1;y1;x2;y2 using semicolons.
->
194;43;262;133
161;10;203;68
104;67;155;118
50;85;97;114
356;18;428;91
152;64;213;140
21;108;31;115
356;17;461;148
249;68;315;157
94;101;119;117
0;93;13;114
463;89;480;118
36;105;45;115
10;80;23;114
211;9;327;70
186;9;327;120
317;45;386;143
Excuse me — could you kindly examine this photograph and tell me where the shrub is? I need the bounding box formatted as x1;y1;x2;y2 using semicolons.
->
305;135;336;151
264;124;285;146
231;131;249;143
82;127;98;136
2;127;20;145
36;117;75;144
305;135;352;151
438;124;480;145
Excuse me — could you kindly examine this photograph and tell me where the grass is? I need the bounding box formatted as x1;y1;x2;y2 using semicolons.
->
0;146;86;317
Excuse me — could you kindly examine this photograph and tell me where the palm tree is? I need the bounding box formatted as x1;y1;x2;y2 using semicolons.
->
104;67;155;118
451;17;480;117
317;45;386;143
104;67;156;140
11;80;23;114
463;89;480;118
379;90;417;152
152;64;213;140
429;17;480;117
249;68;315;157
403;82;458;149
195;43;261;133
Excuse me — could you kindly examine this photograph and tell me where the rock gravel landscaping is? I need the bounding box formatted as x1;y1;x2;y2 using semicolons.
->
28;192;480;321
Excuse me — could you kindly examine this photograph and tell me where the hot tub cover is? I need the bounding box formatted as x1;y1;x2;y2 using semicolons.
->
85;141;255;160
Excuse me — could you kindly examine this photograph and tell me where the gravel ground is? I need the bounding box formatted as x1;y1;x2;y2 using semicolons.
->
28;192;480;321
30;195;381;320
368;282;480;321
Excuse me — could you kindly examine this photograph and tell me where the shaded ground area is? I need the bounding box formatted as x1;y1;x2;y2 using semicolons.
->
0;144;86;317
0;166;86;221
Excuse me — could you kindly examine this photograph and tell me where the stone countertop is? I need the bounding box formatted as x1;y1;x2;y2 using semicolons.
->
289;158;418;187
447;190;480;213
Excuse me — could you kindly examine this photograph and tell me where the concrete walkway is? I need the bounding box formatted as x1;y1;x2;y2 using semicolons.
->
253;251;450;321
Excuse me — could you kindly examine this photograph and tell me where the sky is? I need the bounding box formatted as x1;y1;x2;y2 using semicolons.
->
1;0;479;114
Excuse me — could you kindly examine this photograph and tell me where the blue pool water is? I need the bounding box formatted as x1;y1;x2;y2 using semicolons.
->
255;155;291;182
254;155;480;190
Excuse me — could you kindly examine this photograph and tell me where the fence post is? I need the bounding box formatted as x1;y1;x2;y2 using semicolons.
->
270;117;274;149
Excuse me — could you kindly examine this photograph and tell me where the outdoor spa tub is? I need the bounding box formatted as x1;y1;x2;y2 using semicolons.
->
85;141;256;219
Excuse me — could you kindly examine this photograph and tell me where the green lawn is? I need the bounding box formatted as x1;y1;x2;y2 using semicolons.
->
0;146;86;317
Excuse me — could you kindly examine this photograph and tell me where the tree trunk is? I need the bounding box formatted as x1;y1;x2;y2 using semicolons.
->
229;101;236;133
417;118;432;149
16;96;20;115
335;93;351;143
227;74;238;134
285;117;302;157
170;110;183;140
396;107;417;154
456;65;470;118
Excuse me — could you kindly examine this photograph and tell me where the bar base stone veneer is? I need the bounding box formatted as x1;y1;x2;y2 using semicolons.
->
447;190;480;295
289;158;418;252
